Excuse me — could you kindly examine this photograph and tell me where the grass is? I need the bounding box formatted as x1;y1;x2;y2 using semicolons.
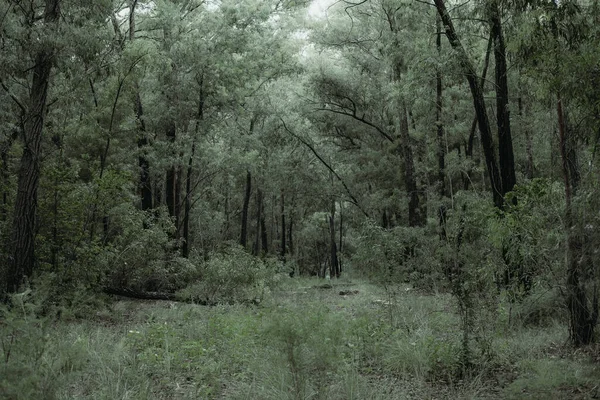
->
1;277;599;399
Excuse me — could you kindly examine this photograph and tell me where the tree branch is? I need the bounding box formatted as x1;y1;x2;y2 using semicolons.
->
279;117;369;218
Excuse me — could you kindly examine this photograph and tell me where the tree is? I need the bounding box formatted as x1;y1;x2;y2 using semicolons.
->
4;0;61;293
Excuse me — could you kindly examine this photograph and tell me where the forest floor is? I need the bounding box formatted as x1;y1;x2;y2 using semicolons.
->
3;277;600;399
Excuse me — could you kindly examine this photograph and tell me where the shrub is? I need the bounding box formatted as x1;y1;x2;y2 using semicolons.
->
178;245;281;304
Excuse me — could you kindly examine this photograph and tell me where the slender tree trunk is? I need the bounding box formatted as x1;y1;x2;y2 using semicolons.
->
129;1;152;213
328;210;339;278
253;188;263;256
465;34;493;191
240;170;252;248
182;141;195;258
490;0;516;196
338;201;343;274
280;191;286;261
558;95;597;346
166;122;176;218
436;15;446;199
5;0;60;293
434;0;503;208
398;99;423;227
182;85;204;258
260;196;268;255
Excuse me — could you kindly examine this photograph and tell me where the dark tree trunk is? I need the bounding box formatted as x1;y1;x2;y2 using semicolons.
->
136;95;153;212
434;0;503;208
5;0;60;293
129;2;152;213
260;195;268;255
490;0;516;196
240;170;252;248
280;191;286;261
182;141;195;258
166;122;177;218
399;100;423;227
328;212;339;278
253;188;263;256
558;96;597;346
436;15;446;198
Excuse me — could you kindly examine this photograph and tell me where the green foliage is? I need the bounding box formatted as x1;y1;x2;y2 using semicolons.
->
178;245;282;304
350;221;443;290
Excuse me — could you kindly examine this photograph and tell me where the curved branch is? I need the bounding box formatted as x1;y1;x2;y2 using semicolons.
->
315;107;394;142
280;118;369;218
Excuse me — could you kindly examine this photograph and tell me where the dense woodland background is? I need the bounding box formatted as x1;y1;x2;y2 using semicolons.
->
1;0;600;397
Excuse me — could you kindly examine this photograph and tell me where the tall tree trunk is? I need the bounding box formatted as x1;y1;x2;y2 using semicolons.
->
260;197;268;255
240;170;252;248
129;1;152;213
399;99;423;227
490;0;516;196
465;33;493;191
253;188;263;256
182;85;204;258
5;0;60;293
558;95;597;346
280;191;286;261
182;141;195;258
165;120;180;233
436;15;446;199
328;207;339;278
434;0;503;208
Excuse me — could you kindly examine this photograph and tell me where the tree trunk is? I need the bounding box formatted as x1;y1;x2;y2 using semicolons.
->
240;170;252;248
434;0;503;209
129;2;152;213
328;212;339;278
5;0;60;293
280;191;286;261
261;197;268;255
182;85;204;258
166;122;177;218
436;15;446;199
182;140;195;258
399;99;423;227
489;0;516;196
253;188;263;256
558;95;597;346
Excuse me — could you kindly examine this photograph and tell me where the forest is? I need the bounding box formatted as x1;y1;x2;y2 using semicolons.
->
1;0;600;398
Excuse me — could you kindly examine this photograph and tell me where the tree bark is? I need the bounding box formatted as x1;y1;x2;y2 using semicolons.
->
253;188;263;256
182;140;195;258
558;95;597;346
434;0;503;208
5;0;60;293
240;170;252;248
398;99;423;227
489;0;516;196
436;15;446;199
280;191;286;261
129;2;152;213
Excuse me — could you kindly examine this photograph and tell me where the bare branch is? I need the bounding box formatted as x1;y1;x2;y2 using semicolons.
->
279;117;369;218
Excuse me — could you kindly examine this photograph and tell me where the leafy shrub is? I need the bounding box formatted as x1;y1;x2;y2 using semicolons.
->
349;221;444;290
178;245;281;303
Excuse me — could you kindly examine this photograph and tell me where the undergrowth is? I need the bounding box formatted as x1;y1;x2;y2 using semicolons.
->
1;277;599;399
